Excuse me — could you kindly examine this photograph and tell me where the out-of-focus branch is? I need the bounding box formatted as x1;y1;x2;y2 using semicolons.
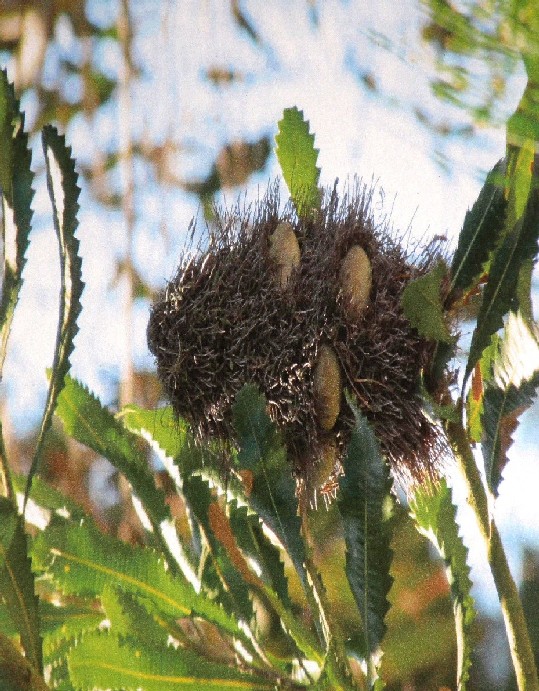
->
117;0;135;408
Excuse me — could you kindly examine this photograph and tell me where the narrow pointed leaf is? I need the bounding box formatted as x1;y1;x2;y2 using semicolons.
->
52;375;188;567
481;312;539;496
465;180;539;383
24;127;84;507
337;400;394;656
31;516;242;640
401;261;452;342
40;600;103;659
101;585;170;647
191;469;322;663
409;479;476;690
68;632;276;690
183;475;254;623
229;502;290;608
275;106;320;218
231;385;307;589
0;69;34;375
0;499;42;672
119;404;187;462
448;159;507;304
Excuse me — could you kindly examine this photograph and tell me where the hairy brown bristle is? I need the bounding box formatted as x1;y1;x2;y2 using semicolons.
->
147;181;452;495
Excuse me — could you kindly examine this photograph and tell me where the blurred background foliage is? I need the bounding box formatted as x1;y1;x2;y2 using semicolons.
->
1;1;538;689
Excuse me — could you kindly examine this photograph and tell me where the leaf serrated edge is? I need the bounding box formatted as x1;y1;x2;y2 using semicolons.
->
24;126;85;509
409;480;476;690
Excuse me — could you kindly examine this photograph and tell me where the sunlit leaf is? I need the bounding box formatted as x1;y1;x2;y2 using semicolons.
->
0;499;42;672
119;404;186;463
465;179;539;382
32;516;242;640
183;475;254;623
401;261;452;342
481;311;539;496
275;107;320;218
53;376;187;572
101;585;170;648
229;502;290;608
68;632;275;691
337;399;394;657
190;469;322;663
448;159;507;303
40;600;103;660
409;479;476;690
232;385;307;588
25;126;84;507
0;69;34;376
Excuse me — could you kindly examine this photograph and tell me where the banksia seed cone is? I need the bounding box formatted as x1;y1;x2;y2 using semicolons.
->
148;181;451;496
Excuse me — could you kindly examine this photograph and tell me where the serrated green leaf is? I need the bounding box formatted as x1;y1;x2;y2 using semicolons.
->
68;632;275;691
0;499;42;672
183;475;254;623
448;159;507;303
52;376;189;572
31;515;242;641
275;106;320;218
119;404;187;463
232;385;307;589
481;311;539;496
465;179;539;382
191;469;322;664
337;399;394;659
0;633;49;691
101;585;171;649
0;69;34;377
409;479;476;690
229;502;290;608
401;261;452;342
40;600;103;660
24;126;84;508
12;473;85;522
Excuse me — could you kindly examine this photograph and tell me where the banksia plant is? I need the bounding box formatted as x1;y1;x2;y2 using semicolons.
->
3;75;539;691
147;160;451;500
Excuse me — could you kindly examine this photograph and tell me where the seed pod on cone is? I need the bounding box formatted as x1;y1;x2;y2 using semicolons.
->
147;181;452;500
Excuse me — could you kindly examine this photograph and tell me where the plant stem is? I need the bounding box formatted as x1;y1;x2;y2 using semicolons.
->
448;420;539;691
0;422;15;503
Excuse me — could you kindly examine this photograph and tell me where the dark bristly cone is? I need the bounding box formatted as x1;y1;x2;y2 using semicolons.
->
147;181;452;502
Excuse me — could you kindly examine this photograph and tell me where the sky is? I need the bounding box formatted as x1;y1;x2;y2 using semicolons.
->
1;0;538;614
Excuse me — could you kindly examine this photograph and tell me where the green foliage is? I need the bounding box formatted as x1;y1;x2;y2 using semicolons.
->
465;177;539;382
1;60;539;690
481;311;539;496
401;261;452;342
67;632;275;691
232;385;308;590
448;159;507;303
0;499;42;673
409;479;476;690
25;126;84;506
31;514;243;643
275;106;321;218
54;375;172;534
0;68;34;375
337;399;394;663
